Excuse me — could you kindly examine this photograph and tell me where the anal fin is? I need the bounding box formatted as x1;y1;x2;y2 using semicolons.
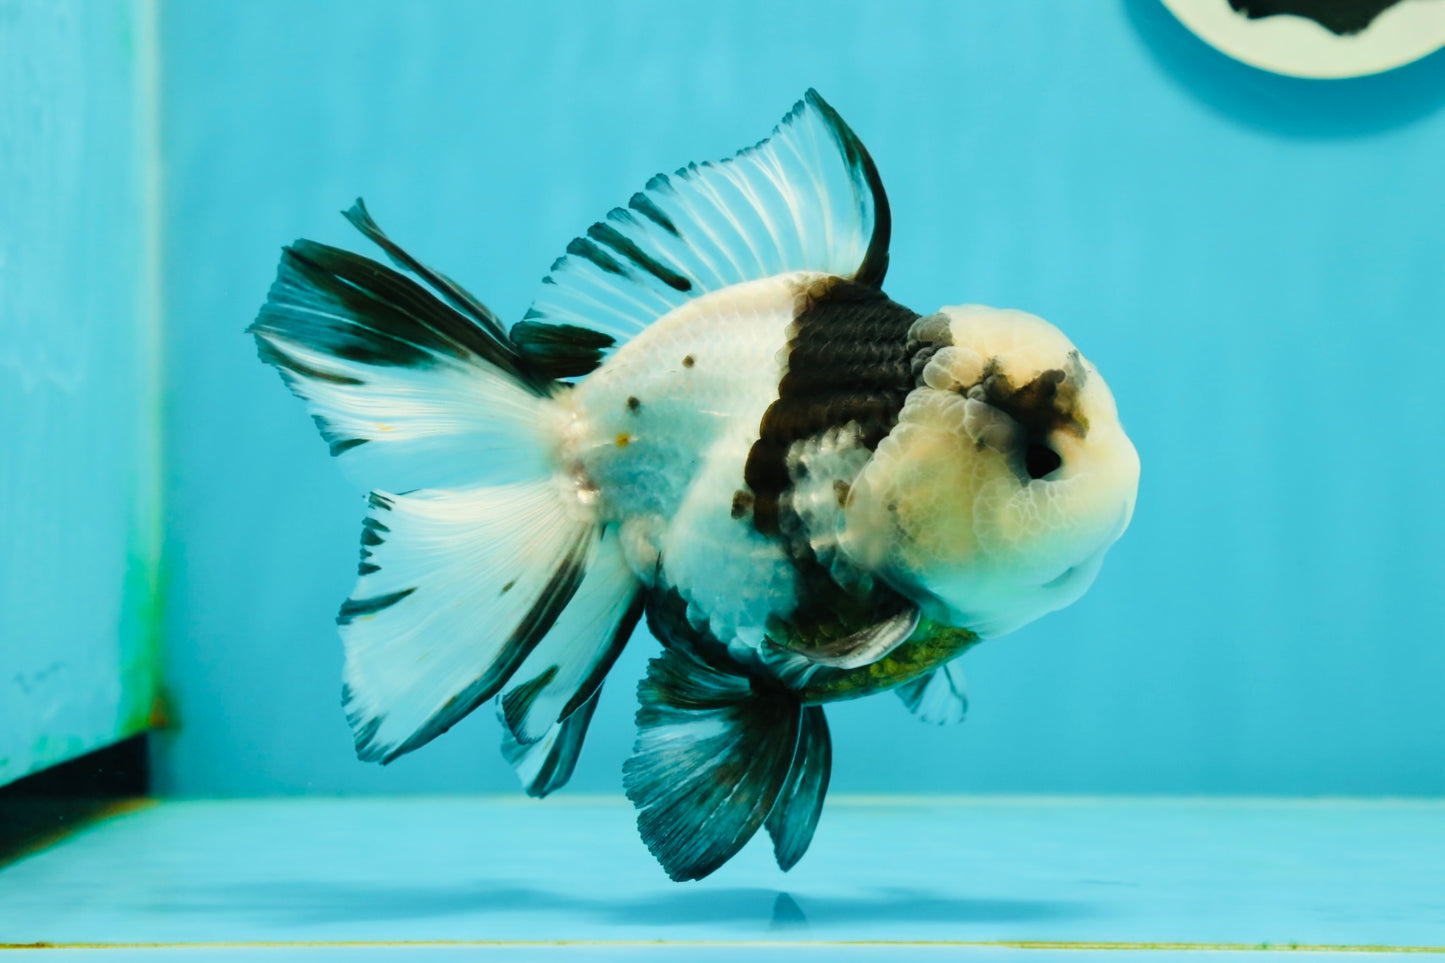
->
767;705;832;871
623;643;806;881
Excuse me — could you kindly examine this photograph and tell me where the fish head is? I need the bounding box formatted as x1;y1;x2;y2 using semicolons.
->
840;305;1139;639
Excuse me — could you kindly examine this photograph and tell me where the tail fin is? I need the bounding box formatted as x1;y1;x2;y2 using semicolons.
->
623;643;832;881
501;684;608;798
250;202;638;778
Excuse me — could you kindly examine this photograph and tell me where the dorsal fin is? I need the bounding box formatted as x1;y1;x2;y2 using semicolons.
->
517;89;891;355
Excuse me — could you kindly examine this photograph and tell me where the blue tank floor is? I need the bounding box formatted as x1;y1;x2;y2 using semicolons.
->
1;796;1440;959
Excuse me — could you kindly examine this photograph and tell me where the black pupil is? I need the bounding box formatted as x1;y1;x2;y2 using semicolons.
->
1025;442;1062;480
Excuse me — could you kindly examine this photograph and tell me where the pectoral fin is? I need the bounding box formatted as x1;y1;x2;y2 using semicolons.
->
895;660;969;725
768;597;920;671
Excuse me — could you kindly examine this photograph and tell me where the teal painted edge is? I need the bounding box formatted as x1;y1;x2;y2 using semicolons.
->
115;0;167;743
0;0;166;787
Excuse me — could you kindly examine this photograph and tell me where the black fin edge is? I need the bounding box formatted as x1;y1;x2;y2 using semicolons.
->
802;89;891;289
251;236;545;393
766;704;832;871
502;685;604;798
622;640;804;881
345;529;595;765
342;199;511;343
510;319;616;380
500;583;642;748
528;88;891;337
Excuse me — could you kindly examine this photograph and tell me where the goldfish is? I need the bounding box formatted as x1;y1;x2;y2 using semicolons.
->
250;90;1139;881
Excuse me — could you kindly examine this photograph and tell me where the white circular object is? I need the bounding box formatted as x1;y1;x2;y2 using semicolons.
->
1160;0;1445;78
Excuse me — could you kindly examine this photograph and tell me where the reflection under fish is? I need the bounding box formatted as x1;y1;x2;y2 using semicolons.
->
250;90;1140;881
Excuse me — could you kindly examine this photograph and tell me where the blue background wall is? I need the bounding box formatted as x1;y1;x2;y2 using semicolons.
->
0;0;162;785
154;0;1445;797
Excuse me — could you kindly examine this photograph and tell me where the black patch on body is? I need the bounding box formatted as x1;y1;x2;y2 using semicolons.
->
744;277;919;536
1228;0;1404;35
642;585;741;673
765;559;915;667
972;361;1087;441
736;276;925;670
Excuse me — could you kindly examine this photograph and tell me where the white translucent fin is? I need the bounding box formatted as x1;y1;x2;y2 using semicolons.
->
257;334;550;490
254;206;641;772
501;687;604;798
522;88;891;347
252;237;551;491
499;528;644;745
895;661;969;725
340;482;598;763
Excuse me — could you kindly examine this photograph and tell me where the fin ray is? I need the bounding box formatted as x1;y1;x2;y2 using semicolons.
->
251;225;552;491
767;705;832;872
896;660;969;725
339;481;596;763
498;529;645;745
521;89;890;354
623;642;801;881
502;686;604;797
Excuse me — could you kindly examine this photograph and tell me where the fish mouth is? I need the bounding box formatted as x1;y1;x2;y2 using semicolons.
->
1040;501;1132;590
1041;563;1081;590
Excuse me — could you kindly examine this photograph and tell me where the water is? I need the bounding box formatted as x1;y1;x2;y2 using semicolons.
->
6;0;1445;804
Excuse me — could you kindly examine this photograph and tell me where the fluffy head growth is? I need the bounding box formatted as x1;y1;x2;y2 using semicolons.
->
839;306;1139;638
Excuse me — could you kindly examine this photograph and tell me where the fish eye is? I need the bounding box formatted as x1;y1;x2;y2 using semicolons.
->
1024;442;1062;480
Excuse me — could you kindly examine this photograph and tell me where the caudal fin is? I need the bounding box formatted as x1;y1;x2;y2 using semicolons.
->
501;685;605;798
623;641;832;881
251;202;638;779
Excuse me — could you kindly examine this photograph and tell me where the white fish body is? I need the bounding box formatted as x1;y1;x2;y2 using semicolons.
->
562;274;808;651
251;91;1139;881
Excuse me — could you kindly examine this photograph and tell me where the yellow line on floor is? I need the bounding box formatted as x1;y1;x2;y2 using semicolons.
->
2;939;1442;953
